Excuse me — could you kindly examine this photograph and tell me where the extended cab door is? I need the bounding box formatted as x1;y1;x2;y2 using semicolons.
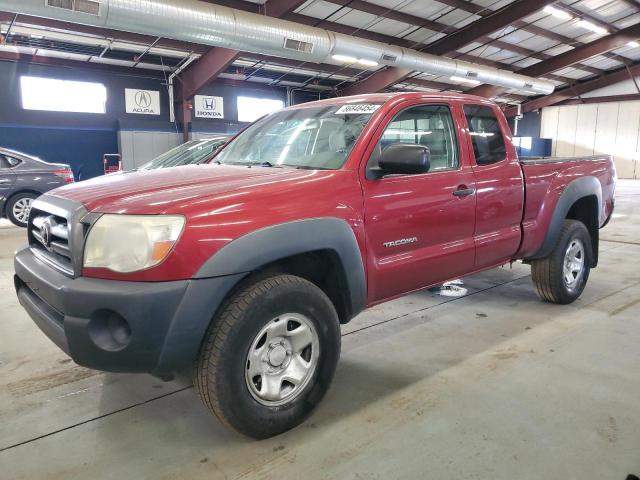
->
461;103;524;269
361;101;477;303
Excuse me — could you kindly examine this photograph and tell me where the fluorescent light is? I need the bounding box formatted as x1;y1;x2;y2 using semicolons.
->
450;75;481;85
358;58;379;67
628;41;640;48
543;5;572;21
332;54;357;63
577;20;608;35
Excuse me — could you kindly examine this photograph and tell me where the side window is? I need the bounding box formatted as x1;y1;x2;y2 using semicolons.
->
0;155;21;168
374;104;459;172
463;105;506;165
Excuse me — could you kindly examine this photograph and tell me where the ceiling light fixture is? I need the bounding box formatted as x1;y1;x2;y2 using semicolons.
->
332;54;357;63
628;41;640;48
450;75;481;85
542;5;572;21
577;20;608;35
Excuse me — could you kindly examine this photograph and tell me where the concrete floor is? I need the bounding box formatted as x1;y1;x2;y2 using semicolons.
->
1;181;639;480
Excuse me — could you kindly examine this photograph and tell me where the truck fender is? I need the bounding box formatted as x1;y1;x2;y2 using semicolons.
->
194;217;367;318
531;176;602;261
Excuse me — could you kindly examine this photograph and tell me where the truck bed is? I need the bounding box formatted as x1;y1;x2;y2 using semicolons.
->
516;154;616;259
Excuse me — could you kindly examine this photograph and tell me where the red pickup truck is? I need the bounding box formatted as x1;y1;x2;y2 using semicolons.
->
14;92;616;438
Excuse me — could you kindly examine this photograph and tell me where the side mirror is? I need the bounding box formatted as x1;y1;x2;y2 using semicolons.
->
378;143;430;175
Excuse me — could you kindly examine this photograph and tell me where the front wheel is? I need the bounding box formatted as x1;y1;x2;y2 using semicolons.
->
6;193;37;227
531;219;592;304
194;274;341;438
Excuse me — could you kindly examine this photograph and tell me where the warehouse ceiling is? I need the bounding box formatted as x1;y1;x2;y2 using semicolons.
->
1;0;640;108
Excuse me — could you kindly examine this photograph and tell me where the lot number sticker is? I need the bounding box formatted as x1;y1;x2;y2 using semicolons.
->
335;104;381;114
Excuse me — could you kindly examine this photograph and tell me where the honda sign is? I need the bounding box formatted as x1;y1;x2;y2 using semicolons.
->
194;95;224;119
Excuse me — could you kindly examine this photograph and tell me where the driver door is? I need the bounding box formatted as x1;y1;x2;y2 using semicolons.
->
361;101;477;303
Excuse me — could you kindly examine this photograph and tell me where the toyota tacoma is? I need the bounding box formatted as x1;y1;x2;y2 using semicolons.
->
14;92;616;438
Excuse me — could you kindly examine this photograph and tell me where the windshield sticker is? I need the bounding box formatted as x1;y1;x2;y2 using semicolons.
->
335;104;381;115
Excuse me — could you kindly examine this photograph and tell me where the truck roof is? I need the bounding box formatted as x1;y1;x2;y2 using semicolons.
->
285;91;497;110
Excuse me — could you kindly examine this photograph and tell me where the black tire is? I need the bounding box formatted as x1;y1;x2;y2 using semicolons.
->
6;192;37;227
531;219;592;304
194;274;341;439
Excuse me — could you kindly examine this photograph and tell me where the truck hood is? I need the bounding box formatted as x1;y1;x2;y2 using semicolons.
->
51;164;322;214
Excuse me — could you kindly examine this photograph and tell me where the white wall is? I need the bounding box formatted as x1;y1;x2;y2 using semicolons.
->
540;101;640;179
118;131;182;170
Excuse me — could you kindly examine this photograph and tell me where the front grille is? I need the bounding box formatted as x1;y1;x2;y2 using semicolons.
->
31;212;73;269
29;210;74;275
27;196;92;277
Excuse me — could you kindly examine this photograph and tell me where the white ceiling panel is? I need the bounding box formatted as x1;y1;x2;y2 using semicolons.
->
364;0;451;21
554;67;593;79
456;41;485;54
544;44;575;56
513;35;558;51
472;0;516;10
365;17;416;37
612;45;640;61
581;56;623;70
615;12;640;29
487;25;518;38
571;0;630;23
402;28;445;45
500;29;536;44
436;9;481;28
326;7;375;27
512;57;541;68
297;1;342;19
483;51;525;64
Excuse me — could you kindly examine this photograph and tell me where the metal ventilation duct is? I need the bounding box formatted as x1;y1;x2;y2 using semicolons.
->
1;0;555;95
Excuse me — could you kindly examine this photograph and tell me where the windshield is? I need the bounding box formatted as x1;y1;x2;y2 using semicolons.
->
216;104;381;169
139;138;227;170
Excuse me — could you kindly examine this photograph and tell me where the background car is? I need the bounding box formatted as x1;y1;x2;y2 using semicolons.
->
0;147;74;227
137;136;229;171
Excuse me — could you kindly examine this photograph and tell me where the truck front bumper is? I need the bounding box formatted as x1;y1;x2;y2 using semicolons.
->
14;247;244;379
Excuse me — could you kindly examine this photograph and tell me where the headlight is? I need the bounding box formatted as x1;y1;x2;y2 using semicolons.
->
83;215;185;273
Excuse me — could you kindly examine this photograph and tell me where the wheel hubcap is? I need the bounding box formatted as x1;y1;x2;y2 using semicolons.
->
245;313;319;406
563;238;585;290
12;198;33;224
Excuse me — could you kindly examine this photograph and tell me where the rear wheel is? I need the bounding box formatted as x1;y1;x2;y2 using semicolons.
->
194;274;341;438
531;219;592;304
6;193;37;227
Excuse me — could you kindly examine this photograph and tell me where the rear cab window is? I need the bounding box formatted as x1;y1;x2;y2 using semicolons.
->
463;105;506;166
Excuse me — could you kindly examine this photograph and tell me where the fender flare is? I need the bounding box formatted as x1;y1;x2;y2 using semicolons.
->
531;176;602;260
195;217;367;317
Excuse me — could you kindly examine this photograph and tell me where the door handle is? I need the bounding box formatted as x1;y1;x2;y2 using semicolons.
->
453;187;475;197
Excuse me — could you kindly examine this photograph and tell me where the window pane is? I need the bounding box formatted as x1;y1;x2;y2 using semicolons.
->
218;104;378;170
378;104;459;171
463;105;506;165
20;76;107;114
237;96;284;122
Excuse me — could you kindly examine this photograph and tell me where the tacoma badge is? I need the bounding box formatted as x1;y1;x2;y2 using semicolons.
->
383;237;418;248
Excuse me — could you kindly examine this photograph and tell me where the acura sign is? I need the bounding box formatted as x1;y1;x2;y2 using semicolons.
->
194;95;224;119
125;88;160;115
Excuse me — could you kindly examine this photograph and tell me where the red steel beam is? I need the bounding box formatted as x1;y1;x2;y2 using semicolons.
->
504;63;640;116
0;50;166;77
341;0;558;95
